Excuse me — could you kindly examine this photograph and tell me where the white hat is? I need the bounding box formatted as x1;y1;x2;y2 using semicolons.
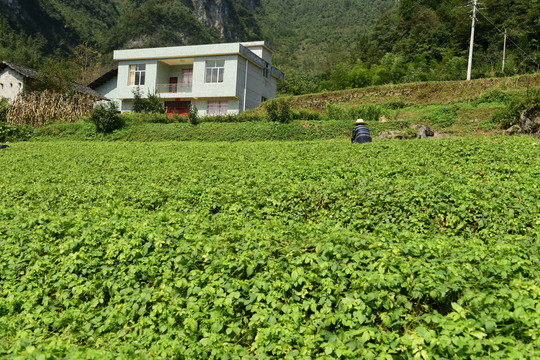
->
355;118;366;125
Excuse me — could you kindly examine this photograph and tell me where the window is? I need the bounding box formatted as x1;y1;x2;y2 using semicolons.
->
207;100;228;115
263;62;269;78
129;64;146;86
182;68;193;87
205;60;224;83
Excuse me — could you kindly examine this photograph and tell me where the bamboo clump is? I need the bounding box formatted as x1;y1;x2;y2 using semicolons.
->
7;90;95;127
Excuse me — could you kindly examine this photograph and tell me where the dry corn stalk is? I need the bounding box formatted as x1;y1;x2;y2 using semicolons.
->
7;90;95;127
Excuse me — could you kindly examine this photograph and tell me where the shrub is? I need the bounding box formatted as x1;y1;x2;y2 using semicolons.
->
266;98;292;123
0;122;34;142
325;104;389;122
145;113;175;124
474;89;513;105
292;110;323;121
422;105;458;128
132;88;165;114
349;104;384;122
188;103;199;125
489;90;540;129
382;100;406;109
89;102;124;133
235;112;265;122
0;98;9;122
325;103;348;120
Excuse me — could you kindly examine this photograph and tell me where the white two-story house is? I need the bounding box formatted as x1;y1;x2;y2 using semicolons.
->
90;41;284;116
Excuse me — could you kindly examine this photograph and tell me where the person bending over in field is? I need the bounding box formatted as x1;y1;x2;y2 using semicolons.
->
351;118;372;144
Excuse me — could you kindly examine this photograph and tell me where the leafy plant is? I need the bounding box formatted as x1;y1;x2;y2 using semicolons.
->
422;105;458;128
0;97;9;122
0;138;539;358
88;101;124;133
0;122;34;141
132;87;164;114
188;103;199;125
489;90;540;129
265;98;292;123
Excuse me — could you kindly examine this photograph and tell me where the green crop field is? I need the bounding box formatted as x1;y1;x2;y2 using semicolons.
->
1;137;539;359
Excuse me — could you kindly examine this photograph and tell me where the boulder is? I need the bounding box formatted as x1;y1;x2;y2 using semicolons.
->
505;106;540;136
415;125;435;139
504;124;523;136
375;130;408;140
520;107;540;134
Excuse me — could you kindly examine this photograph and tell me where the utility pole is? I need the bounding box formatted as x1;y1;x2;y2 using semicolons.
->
502;28;507;73
467;0;478;80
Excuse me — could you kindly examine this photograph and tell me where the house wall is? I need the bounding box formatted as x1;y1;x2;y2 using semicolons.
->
116;60;159;99
95;75;121;110
0;68;24;101
95;75;118;99
192;55;238;98
235;58;277;111
243;44;273;65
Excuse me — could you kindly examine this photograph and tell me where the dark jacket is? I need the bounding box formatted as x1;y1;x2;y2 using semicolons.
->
351;125;372;144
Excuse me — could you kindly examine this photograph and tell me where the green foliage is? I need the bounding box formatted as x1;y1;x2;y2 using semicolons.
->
32;57;81;94
0;122;34;142
132;88;164;114
292;109;323;121
382;100;406;110
89;102;124;133
325;103;391;122
0;138;539;358
422;105;458;128
474;89;514;105
489;90;540;129
266;98;292;123
0;98;9;122
257;0;397;75
275;0;540;95
188;103;199;126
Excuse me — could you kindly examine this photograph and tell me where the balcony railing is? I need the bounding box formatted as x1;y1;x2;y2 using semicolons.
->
155;84;192;94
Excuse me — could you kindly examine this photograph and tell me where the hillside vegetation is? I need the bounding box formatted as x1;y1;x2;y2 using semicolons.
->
254;0;396;74
277;0;540;94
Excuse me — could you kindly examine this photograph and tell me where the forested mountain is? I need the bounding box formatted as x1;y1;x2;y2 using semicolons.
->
281;0;540;94
0;0;538;92
253;0;397;74
0;0;261;82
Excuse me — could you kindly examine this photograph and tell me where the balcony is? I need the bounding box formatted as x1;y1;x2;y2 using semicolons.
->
155;84;192;95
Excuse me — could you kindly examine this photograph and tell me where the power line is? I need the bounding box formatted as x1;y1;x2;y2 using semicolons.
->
476;8;540;70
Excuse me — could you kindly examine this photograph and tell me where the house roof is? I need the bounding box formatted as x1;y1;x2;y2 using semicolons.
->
1;60;107;100
88;68;117;89
1;61;39;79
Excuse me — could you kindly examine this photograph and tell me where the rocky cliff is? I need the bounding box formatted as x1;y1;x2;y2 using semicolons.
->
0;0;260;54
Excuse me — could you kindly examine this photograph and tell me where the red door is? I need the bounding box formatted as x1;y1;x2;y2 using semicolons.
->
165;101;190;118
169;77;178;93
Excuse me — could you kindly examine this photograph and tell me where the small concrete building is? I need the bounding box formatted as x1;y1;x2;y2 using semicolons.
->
89;41;284;116
0;62;38;102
